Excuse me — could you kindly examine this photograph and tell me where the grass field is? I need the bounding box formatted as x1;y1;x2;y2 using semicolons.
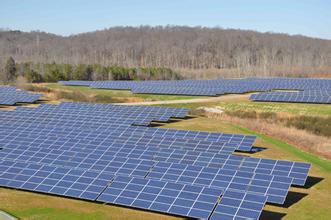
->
1;85;331;219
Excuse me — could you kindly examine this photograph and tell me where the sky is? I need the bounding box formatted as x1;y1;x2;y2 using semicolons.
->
0;0;330;39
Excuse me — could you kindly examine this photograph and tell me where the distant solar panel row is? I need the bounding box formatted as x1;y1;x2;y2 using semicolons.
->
0;86;43;105
59;78;331;104
0;102;311;219
250;91;331;104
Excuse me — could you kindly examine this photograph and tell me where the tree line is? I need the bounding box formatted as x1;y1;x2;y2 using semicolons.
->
0;57;182;84
1;26;330;77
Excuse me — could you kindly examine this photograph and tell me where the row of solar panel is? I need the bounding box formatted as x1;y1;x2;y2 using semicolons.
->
0;136;309;186
0;86;43;105
0;130;252;165
0;116;309;191
250;92;331;104
0;119;255;152
0;104;254;152
9;103;190;120
0;102;311;219
0;137;306;205
0;86;16;92
0;149;294;205
0;119;256;144
0;128;255;158
59;78;331;90
0;104;189;127
0;145;307;216
0;160;267;219
59;78;331;92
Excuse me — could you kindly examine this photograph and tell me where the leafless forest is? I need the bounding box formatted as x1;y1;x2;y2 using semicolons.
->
1;26;331;78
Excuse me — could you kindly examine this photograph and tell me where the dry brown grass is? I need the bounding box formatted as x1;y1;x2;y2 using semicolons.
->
205;112;331;160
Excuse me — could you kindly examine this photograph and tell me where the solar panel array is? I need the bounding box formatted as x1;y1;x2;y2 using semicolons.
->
0;102;311;219
250;90;331;104
59;78;331;104
0;86;43;105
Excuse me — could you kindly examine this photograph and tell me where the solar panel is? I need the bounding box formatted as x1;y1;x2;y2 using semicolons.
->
0;102;312;219
97;175;224;219
58;78;331;104
0;138;309;187
0;160;113;201
0;86;42;105
250;90;331;104
210;190;267;220
146;161;292;204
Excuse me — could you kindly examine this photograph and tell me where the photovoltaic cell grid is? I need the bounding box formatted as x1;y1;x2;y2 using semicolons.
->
0;118;253;154
59;78;331;104
0;102;311;219
210;190;267;220
0;103;190;127
0;160;114;201
0;129;309;186
146;159;310;204
97;175;224;219
0;104;252;152
0;132;309;188
250;91;331;104
98;175;268;220
0;86;43;105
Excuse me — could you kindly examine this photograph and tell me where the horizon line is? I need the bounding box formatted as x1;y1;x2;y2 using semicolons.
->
1;25;331;41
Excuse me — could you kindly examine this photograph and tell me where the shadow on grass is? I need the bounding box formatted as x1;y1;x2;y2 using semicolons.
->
150;118;187;127
296;176;324;189
35;100;50;104
260;210;286;220
273;191;308;208
236;146;267;154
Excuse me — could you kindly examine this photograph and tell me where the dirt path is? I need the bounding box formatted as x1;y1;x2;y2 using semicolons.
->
115;94;250;105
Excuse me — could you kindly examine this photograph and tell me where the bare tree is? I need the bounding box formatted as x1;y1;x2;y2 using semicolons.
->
0;26;330;77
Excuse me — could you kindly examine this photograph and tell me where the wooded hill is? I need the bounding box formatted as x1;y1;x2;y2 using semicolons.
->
1;26;331;77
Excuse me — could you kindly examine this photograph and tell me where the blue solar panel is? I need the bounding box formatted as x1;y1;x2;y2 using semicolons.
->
210;190;267;220
0;160;113;200
0;86;42;105
146;161;293;204
97;175;268;219
59;78;331;104
0;102;312;219
250;90;331;104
